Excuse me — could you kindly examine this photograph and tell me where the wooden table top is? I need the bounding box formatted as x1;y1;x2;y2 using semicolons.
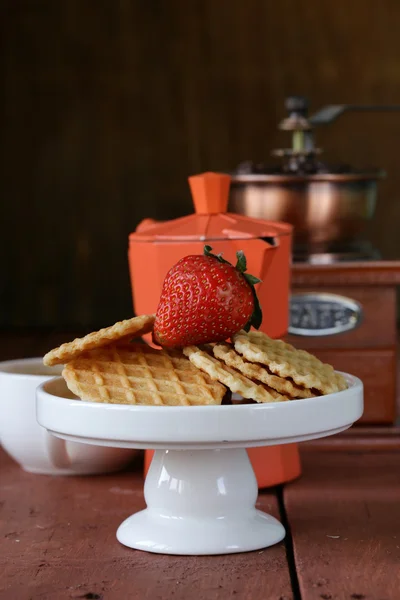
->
1;331;400;599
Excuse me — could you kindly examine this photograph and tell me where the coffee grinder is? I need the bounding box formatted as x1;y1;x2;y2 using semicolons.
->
229;97;400;424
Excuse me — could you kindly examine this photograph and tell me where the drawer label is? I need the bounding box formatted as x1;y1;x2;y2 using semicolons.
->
289;292;363;336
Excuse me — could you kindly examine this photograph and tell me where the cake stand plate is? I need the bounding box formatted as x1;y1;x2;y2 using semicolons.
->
37;374;363;555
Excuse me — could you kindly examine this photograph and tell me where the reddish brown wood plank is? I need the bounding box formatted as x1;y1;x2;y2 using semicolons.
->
0;449;293;600
291;262;400;287
284;451;400;599
303;426;400;452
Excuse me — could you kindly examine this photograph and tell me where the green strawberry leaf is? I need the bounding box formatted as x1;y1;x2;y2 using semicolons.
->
243;273;262;286
235;250;247;273
248;287;263;330
242;286;263;331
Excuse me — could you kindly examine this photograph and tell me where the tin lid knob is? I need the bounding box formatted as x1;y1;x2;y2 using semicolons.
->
188;172;231;214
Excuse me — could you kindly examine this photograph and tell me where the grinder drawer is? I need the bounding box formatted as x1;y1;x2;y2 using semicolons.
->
300;348;397;425
286;286;396;350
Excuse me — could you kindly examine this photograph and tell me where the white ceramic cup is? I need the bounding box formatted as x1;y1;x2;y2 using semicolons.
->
0;357;136;475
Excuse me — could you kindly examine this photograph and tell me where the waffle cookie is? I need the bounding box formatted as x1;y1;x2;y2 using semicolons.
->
62;343;227;406
233;330;347;395
213;342;314;399
43;314;155;366
183;345;287;403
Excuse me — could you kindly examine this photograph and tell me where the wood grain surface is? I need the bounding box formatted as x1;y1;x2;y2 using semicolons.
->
2;1;400;328
303;426;400;452
0;450;293;600
285;451;400;600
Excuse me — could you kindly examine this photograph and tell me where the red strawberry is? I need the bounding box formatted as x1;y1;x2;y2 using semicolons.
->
153;245;262;348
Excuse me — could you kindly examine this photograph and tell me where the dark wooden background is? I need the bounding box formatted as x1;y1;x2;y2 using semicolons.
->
2;0;400;329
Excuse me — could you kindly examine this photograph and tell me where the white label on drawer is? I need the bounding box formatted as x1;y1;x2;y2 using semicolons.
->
289;292;363;336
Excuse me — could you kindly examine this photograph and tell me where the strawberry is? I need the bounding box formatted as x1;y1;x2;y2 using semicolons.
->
153;245;262;348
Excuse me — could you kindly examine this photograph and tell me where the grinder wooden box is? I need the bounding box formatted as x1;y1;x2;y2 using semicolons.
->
285;261;400;424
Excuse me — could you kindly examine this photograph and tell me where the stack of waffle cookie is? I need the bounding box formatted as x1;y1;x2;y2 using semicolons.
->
184;331;347;404
43;315;347;406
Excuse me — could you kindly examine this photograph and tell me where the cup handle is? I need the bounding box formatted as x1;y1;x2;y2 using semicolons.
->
46;433;72;469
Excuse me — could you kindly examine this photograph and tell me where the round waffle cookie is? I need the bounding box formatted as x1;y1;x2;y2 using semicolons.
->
233;330;347;395
43;314;156;366
212;342;314;399
62;343;227;406
183;345;288;403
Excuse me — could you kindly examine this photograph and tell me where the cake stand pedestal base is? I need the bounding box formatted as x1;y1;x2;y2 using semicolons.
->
117;448;285;555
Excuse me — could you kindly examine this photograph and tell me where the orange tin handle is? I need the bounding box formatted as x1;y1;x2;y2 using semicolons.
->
188;172;231;215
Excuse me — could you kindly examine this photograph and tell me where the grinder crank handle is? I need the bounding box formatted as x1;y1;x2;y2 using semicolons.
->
309;104;400;126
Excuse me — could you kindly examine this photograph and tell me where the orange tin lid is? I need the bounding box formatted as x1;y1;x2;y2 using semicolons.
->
130;172;292;242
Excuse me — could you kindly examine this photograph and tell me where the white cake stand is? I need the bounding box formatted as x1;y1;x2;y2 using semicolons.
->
36;374;363;556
